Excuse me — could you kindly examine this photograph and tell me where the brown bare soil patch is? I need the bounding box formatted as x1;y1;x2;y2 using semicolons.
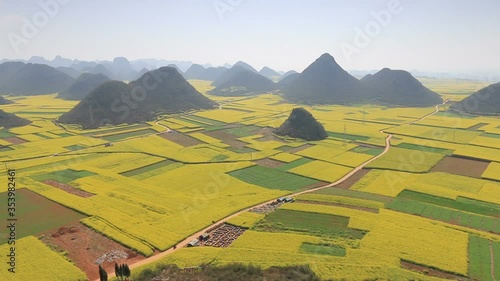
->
401;260;470;280
305;181;329;189
431;156;490;178
4;136;27;144
43;179;95;198
467;123;488;131
41;222;145;281
336;168;371;189
204;129;248;149
254;158;285;168
159;131;203;146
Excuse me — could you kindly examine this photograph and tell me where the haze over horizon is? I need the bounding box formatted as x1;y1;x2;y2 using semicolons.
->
0;0;499;77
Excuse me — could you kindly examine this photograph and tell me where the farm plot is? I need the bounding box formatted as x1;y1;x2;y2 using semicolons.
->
100;128;158;141
386;196;500;234
158;131;204;146
0;236;87;281
280;202;379;231
453;145;500;163
295;143;357;163
468;236;494;281
30;169;96;184
386;124;481;144
41;222;146;280
270;152;302;163
299;243;346;256
430;156;490;178
361;209;469;276
366;147;444;172
296;193;384;210
255;209;366;239
226;212;265;228
288;160;352;183
120;159;179;177
314;187;393;204
0;189;87;244
482;162;500;181
228;165;320;191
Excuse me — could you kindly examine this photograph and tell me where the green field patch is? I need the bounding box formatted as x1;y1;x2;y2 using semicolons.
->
64;144;86;151
185;115;227;126
299;242;346;256
0;189;87;244
468;235;494;281
327;131;370;141
255;209;365;239
58;132;73;137
31;169;96;184
102;128;157;141
228;165;318;191
276;158;314;171
435;111;476;119
211;154;230;162
0;129;14;138
176;116;209;127
0;146;12;152
481;133;500;139
351;146;384;156
121;159;176;177
396;143;453;155
397;190;500;217
314;188;393;204
387;197;499;233
224;125;261;137
33;132;52;139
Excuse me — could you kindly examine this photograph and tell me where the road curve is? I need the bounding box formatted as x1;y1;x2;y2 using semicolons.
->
92;101;448;281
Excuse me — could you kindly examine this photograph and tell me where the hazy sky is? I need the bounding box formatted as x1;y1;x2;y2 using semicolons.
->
0;0;499;75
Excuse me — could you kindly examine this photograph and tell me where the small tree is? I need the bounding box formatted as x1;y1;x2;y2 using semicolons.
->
123;263;131;280
115;263;122;280
99;265;108;281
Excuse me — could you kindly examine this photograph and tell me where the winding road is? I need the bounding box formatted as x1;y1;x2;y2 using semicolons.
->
91;99;449;281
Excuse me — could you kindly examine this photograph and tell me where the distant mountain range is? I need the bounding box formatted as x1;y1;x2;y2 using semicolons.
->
58;67;217;129
284;53;363;104
1;55;496;82
184;64;228;81
283;53;443;107
360;68;442;106
0;62;75;95
450;82;500;115
209;66;278;96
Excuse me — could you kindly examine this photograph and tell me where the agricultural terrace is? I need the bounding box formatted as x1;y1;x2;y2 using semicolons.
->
1;79;500;281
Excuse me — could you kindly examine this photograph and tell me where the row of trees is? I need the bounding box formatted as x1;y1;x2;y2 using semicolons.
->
98;263;131;281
